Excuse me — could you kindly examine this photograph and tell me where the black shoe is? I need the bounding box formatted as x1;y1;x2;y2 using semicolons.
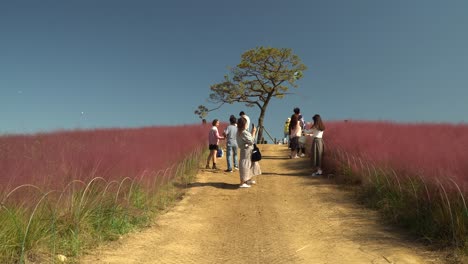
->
212;165;218;170
225;169;233;173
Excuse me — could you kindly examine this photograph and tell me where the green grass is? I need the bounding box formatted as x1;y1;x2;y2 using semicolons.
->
329;154;468;256
0;149;203;263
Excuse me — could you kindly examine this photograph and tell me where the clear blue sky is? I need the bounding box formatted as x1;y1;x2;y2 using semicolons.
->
1;0;467;140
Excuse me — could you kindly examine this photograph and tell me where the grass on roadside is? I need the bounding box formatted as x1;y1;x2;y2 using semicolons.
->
0;149;203;264
326;153;468;257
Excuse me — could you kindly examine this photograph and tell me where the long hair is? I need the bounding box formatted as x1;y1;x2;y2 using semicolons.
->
229;115;237;125
237;117;247;133
313;114;325;131
289;114;298;131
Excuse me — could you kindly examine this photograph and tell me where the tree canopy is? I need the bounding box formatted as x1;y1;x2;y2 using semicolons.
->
196;46;307;143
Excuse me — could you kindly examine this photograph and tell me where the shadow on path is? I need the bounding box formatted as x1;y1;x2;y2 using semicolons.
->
261;155;290;160
187;182;239;190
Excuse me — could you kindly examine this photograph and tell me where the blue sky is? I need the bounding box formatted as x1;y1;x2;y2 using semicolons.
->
1;0;467;140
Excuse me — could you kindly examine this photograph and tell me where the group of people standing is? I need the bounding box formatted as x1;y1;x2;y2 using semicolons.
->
204;107;325;189
205;111;261;188
286;107;326;177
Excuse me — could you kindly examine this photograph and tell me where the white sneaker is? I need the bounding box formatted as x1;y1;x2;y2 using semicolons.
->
293;155;299;159
247;180;256;185
239;183;251;188
300;153;305;157
234;167;239;170
311;172;322;176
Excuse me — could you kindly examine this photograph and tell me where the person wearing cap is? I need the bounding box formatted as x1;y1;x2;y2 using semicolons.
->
239;111;250;132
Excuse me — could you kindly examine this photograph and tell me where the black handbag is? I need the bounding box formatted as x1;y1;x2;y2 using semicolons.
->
251;144;262;162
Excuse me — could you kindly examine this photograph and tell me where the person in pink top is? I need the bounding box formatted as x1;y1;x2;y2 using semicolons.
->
206;119;225;170
288;114;302;159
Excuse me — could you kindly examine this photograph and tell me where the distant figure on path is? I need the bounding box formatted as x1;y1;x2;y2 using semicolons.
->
293;107;306;131
288;114;302;159
295;108;306;156
206;119;225;170
305;114;325;176
236;117;261;188
223;115;239;172
239;111;250;132
283;117;291;145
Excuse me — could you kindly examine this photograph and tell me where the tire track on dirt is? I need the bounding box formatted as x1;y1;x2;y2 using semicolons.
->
80;144;448;264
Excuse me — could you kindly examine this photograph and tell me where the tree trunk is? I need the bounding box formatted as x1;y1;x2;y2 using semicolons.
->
257;110;265;144
256;97;271;144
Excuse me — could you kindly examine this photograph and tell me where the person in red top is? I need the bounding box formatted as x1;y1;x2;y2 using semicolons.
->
206;119;225;170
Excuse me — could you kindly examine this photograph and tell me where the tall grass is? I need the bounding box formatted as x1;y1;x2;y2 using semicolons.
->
0;124;209;263
318;121;468;251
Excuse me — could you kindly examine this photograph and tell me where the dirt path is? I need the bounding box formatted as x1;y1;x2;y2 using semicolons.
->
81;144;448;264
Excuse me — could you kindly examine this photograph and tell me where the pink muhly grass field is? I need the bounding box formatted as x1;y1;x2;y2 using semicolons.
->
0;124;208;192
322;120;468;188
320;120;468;248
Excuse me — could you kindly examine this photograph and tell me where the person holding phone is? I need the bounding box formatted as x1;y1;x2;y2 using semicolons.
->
304;114;325;176
236;117;261;188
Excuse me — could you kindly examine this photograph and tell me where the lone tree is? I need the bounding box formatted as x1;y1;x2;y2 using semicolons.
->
195;46;307;143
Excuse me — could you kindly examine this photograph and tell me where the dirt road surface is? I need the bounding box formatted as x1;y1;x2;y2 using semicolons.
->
81;144;449;264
